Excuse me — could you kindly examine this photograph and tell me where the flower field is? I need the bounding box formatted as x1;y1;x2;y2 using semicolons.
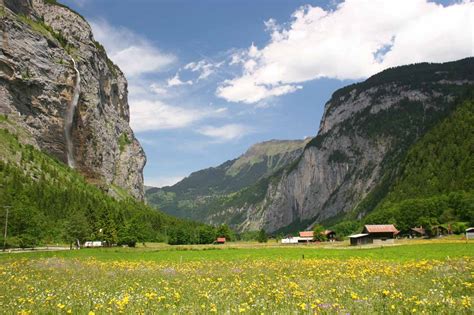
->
0;244;473;314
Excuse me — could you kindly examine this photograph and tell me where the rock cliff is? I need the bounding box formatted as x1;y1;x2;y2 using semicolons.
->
0;0;145;199
244;58;473;232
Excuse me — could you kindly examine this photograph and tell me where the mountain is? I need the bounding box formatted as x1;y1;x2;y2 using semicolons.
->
251;58;473;233
0;115;217;247
0;0;145;199
146;139;310;222
149;58;473;233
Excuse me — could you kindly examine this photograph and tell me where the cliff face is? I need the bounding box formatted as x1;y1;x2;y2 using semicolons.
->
244;59;473;232
146;139;309;222
0;0;145;199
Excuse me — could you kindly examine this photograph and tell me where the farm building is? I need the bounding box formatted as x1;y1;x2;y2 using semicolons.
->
349;225;399;246
466;227;474;240
410;227;426;238
298;231;314;242
323;230;336;241
349;233;371;246
215;237;226;244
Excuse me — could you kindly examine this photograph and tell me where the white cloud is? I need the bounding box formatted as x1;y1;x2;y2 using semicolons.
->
90;20;176;77
130;99;226;132
167;73;193;87
184;60;224;81
145;175;184;188
197;124;252;141
217;0;473;104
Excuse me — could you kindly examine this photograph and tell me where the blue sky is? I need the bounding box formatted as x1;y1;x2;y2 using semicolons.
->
62;0;471;187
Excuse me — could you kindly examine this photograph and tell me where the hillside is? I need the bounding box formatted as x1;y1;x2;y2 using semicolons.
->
0;116;219;247
146;139;309;222
358;99;474;232
0;0;145;199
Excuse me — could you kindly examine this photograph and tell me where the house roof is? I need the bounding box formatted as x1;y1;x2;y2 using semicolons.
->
466;227;474;232
364;224;399;234
323;230;335;235
299;231;314;238
349;233;369;238
411;227;426;234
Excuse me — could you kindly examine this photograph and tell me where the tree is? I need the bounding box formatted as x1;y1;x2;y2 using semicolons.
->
312;225;327;242
64;213;90;248
216;224;233;241
257;229;268;243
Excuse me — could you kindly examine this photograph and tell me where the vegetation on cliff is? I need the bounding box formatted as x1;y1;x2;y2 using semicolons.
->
0;119;221;247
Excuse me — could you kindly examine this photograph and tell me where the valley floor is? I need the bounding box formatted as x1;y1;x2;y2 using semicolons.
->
0;240;472;314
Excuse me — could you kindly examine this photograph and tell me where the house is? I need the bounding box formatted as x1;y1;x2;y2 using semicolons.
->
323;230;336;241
466;227;474;240
349;224;399;246
298;231;314;243
410;226;426;238
432;225;449;236
215;237;226;244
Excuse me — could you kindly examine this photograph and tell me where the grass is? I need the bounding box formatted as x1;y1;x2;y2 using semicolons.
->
0;241;472;314
1;240;472;262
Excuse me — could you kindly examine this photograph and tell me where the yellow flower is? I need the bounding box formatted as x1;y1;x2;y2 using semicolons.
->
57;303;65;309
88;311;95;315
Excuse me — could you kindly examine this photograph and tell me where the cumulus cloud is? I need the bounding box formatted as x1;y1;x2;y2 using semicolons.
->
130;99;227;132
90;20;176;77
217;0;473;104
197;124;253;141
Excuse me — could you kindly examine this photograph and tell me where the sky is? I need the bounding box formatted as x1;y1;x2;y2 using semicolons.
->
61;0;473;187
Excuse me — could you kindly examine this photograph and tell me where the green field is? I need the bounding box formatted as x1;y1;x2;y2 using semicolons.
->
0;241;473;314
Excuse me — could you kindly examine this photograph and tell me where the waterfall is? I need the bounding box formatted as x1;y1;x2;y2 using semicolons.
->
64;57;81;168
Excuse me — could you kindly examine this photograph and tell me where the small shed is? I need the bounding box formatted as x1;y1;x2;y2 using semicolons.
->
349;233;371;246
215;237;226;244
466;227;474;240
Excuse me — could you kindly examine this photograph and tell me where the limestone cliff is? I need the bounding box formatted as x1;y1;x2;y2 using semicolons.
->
243;58;473;232
0;0;145;199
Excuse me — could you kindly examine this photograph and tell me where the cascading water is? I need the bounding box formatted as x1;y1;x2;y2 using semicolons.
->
64;57;81;168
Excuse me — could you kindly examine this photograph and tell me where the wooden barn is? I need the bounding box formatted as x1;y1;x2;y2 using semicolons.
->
349;224;399;246
323;230;336;241
410;226;426;238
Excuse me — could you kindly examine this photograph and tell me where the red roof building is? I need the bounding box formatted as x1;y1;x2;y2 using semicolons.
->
216;237;226;244
363;225;399;234
299;231;314;238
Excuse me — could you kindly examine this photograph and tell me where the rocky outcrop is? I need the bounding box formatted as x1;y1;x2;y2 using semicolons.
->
0;0;145;199
239;59;473;232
